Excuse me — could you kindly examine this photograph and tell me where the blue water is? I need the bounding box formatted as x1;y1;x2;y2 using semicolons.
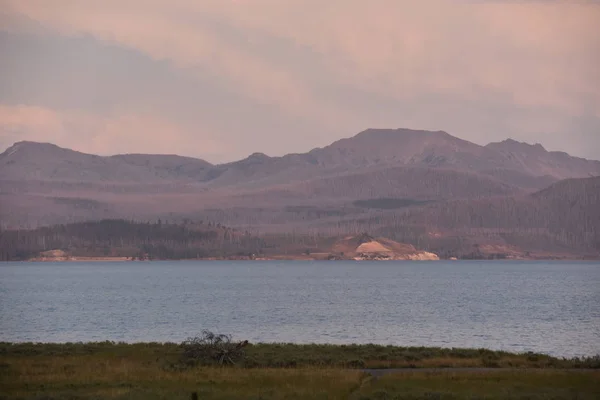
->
0;261;598;357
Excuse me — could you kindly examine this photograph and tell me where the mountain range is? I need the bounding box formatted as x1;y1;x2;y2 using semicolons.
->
1;128;599;258
2;129;598;186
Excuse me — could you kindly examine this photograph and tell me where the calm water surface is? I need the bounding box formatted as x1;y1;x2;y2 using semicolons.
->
1;261;598;357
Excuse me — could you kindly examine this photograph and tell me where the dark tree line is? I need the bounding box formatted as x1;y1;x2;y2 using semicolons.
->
0;219;267;261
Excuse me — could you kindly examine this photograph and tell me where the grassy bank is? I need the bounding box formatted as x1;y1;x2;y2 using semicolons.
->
1;342;598;399
2;342;598;369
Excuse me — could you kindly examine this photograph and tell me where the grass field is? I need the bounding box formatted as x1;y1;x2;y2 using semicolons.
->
1;342;598;399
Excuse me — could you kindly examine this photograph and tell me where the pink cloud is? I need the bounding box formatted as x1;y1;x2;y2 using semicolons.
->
2;0;356;129
8;1;597;116
1;1;599;158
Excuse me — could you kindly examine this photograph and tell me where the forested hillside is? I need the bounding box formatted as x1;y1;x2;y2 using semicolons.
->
327;177;600;258
1;177;598;261
1;130;599;260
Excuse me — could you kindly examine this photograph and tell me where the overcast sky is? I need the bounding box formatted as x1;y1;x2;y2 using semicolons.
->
1;0;599;162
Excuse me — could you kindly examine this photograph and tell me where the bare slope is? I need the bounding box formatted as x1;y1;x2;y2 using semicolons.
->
329;234;439;260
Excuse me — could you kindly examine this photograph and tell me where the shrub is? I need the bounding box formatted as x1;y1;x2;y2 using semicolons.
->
180;330;248;366
572;354;600;369
346;359;366;368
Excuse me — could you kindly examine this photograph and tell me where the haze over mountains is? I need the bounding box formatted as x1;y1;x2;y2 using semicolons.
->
1;128;599;258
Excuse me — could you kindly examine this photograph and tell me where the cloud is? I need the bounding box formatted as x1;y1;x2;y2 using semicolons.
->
1;0;599;159
251;1;600;114
7;1;598;113
1;0;356;129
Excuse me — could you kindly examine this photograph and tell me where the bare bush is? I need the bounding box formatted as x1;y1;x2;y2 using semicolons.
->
181;330;248;366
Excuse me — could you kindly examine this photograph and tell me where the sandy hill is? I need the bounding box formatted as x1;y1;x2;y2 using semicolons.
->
331;234;439;261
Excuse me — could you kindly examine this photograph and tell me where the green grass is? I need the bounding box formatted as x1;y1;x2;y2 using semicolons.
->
242;343;600;369
2;342;597;369
1;342;598;399
353;370;600;400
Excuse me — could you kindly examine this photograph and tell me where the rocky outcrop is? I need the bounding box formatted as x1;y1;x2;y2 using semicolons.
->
31;249;71;261
338;236;439;261
406;251;440;261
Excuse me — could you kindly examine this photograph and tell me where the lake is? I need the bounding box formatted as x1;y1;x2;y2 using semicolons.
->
0;261;598;357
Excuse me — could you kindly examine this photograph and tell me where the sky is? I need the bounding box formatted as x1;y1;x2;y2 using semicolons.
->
0;0;599;163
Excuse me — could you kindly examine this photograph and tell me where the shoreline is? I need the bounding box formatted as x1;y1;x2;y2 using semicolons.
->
27;257;132;262
2;341;597;367
15;255;600;262
2;340;596;359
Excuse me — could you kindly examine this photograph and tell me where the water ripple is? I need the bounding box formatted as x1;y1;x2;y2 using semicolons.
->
0;260;599;357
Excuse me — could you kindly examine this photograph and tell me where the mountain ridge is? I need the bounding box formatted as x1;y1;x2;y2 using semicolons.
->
2;128;600;251
4;128;599;165
3;129;599;187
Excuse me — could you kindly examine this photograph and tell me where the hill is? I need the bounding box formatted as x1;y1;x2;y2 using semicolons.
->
0;219;265;261
328;176;600;259
0;219;440;261
486;139;599;180
1;177;598;260
3;173;598;261
1;128;599;260
208;129;599;188
0;141;214;183
330;233;439;260
3;129;599;189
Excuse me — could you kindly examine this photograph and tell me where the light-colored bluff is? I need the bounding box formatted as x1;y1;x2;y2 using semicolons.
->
332;234;439;261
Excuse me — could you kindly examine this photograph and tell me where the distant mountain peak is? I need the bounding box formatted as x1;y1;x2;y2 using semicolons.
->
354;127;450;139
248;152;269;158
243;152;271;162
12;140;62;147
1;141;77;161
111;153;213;167
4;140;56;151
328;128;457;149
486;138;547;153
